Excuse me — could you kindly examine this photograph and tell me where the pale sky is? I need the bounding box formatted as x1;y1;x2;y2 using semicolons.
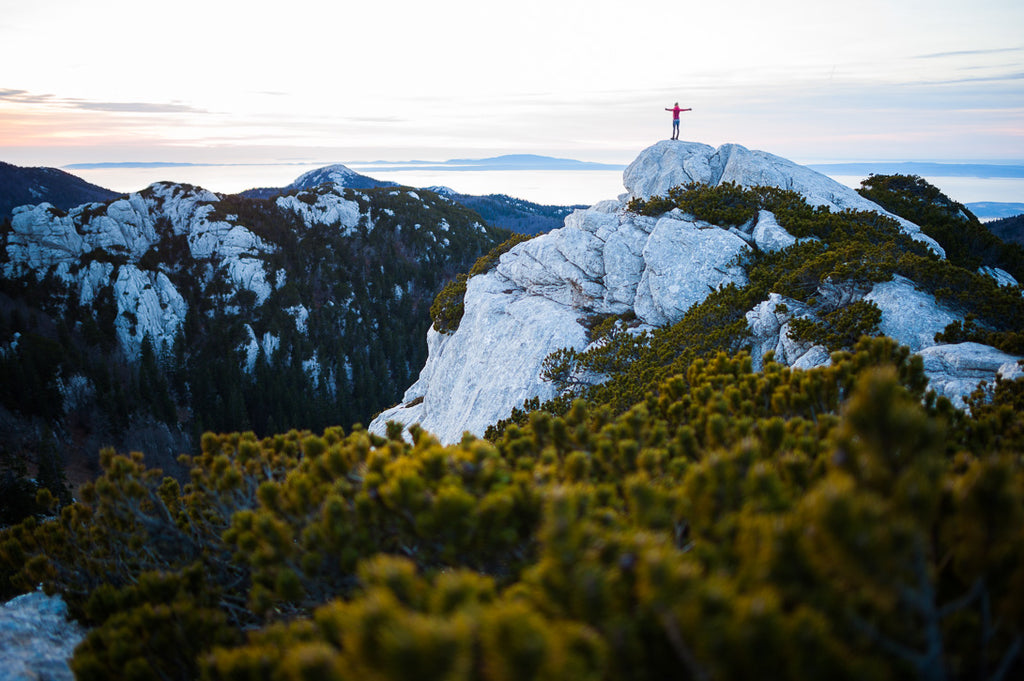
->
1;0;1022;170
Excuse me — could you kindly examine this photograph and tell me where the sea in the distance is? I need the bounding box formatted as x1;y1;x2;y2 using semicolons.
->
71;163;1024;211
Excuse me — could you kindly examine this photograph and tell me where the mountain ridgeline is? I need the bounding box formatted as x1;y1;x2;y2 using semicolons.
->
0;161;119;221
0;177;509;496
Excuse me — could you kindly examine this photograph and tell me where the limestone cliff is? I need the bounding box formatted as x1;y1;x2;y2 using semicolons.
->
371;141;1021;442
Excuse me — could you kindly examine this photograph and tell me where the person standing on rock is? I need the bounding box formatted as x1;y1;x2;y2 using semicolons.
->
665;102;691;140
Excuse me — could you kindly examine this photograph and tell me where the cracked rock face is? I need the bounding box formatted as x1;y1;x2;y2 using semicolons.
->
372;200;770;443
3;182;278;359
372;140;1021;444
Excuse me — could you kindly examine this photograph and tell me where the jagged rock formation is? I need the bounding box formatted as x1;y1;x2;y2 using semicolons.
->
4;183;272;359
0;591;84;681
2;176;506;481
371;140;1021;443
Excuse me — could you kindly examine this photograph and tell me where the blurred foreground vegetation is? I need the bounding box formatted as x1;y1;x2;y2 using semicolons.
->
2;338;1022;681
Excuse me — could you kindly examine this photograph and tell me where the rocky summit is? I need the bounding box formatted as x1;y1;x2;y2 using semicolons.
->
371;140;1022;443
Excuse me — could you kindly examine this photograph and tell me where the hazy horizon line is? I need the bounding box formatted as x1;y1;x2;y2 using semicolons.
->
62;157;1024;179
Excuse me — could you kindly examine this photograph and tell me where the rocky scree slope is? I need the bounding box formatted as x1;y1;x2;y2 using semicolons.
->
1;180;506;480
371;140;1023;443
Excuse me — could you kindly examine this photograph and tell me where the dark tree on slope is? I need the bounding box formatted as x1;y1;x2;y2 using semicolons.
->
986;213;1024;247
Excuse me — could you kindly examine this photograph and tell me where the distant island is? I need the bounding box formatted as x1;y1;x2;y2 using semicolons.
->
807;161;1024;179
64;155;627;173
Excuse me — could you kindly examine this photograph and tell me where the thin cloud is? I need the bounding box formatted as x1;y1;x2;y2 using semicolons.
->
924;71;1024;86
0;89;53;104
70;100;207;114
916;46;1024;59
342;116;406;124
0;88;207;113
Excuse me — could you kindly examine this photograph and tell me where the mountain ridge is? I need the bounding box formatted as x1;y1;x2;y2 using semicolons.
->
1;177;509;483
370;140;1024;443
0;161;119;221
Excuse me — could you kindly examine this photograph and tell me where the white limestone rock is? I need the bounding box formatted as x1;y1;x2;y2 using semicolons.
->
865;275;959;352
745;294;823;370
77;261;116;307
371;140;1003;444
978;266;1019;288
225;256;274;305
374;272;590;444
113;265;187;359
2;181;284;358
276;192;363;233
4;204;87;276
791;344;832;370
917;343;1024;408
633;215;749;326
621;140;718;199
84;199;159;258
496;214;607;310
602;213;655;311
751;210;797;253
623;140;944;257
0;591;85;681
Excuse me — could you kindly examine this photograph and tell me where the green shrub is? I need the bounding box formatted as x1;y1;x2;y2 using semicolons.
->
2;337;1023;680
431;233;534;334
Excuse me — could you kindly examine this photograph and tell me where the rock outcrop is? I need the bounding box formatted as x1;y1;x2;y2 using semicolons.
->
918;343;1024;407
0;591;85;681
371;140;1021;443
622;141;945;256
3;183;276;358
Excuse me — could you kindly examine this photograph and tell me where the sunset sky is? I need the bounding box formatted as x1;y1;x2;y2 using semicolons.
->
1;0;1022;173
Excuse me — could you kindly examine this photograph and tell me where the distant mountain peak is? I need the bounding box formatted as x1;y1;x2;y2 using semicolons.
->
287;164;398;192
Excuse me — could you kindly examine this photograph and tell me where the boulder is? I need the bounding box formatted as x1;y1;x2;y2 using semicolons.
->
865;275;960;352
633;215;749;326
0;591;85;681
978;265;1019;288
751;210;797;253
918;343;1024;408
